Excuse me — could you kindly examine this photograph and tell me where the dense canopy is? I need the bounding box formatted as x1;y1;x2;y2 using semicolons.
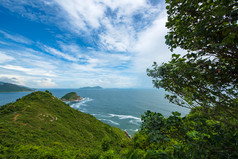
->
148;0;238;128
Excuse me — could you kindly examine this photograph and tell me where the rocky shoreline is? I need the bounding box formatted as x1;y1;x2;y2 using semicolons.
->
61;97;83;102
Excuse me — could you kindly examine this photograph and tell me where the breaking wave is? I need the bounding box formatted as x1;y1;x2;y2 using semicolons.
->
124;129;139;132
109;114;141;121
129;120;141;126
69;97;93;112
108;114;142;125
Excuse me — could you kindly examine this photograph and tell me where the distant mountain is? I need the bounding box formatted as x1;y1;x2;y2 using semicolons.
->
79;86;103;90
0;82;33;92
0;91;128;158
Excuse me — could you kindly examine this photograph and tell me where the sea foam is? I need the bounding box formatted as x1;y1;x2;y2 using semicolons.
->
129;120;141;125
109;114;141;122
69;97;93;112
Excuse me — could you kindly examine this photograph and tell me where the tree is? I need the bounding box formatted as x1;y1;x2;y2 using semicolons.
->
132;108;238;158
147;0;238;127
122;1;238;158
165;0;238;61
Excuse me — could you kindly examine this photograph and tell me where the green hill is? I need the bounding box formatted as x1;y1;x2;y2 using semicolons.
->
0;82;33;92
0;91;129;158
61;92;82;101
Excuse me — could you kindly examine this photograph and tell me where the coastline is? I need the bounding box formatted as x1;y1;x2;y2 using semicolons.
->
0;90;34;93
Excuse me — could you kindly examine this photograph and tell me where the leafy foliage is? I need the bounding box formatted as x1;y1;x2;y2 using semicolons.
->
124;1;238;158
165;0;238;60
0;91;129;158
147;53;238;127
127;109;238;158
147;0;238;127
140;0;238;158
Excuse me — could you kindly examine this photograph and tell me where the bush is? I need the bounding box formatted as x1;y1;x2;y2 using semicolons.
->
102;138;111;151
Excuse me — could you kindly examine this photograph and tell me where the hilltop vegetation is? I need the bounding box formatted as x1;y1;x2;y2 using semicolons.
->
0;91;129;158
0;82;33;92
61;92;82;101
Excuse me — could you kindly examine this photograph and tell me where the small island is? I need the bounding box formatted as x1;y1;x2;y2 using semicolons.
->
79;86;103;90
61;92;83;102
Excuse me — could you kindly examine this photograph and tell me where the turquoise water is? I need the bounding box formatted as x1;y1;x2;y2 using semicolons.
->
0;89;190;136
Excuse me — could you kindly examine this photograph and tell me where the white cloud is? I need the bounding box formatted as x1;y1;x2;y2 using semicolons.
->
0;51;15;63
0;65;56;77
131;11;187;74
55;0;146;31
0;48;60;75
72;63;103;72
0;0;183;88
36;78;57;88
0;41;8;45
26;60;57;70
96;1;162;52
0;75;57;88
43;45;78;62
0;30;33;45
1;0;163;55
0;44;137;88
0;0;60;26
132;11;168;72
58;42;81;54
69;53;130;73
85;52;131;68
54;0;161;52
0;75;26;86
56;0;105;30
99;18;136;52
102;0;146;13
60;72;138;88
0;65;32;72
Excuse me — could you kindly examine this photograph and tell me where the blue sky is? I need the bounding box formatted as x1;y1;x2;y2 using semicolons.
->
0;0;183;88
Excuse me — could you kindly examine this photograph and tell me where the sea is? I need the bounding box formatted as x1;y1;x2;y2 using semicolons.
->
0;88;190;136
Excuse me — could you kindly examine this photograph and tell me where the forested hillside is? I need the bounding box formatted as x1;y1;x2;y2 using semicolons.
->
0;91;129;158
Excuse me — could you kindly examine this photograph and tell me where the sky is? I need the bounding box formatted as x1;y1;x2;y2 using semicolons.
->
0;0;184;88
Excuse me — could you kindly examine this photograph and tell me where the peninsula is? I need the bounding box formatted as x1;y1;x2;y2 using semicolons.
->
0;82;33;92
60;92;83;102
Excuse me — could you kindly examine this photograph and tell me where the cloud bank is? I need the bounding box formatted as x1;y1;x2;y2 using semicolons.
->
0;0;183;88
